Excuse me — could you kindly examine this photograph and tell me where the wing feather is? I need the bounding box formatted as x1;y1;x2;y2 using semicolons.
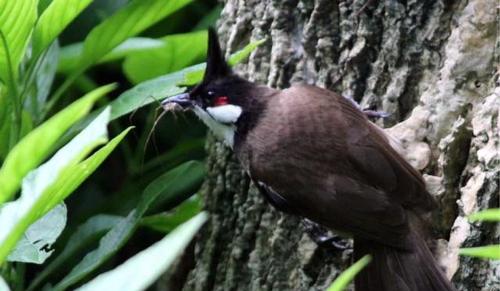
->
240;85;435;248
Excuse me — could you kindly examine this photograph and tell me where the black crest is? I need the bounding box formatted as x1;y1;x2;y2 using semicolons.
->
204;28;231;82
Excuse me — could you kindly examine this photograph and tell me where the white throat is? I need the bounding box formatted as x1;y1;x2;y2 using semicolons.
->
206;105;242;123
193;105;242;148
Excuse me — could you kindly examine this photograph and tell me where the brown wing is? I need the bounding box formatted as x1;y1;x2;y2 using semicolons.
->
333;88;436;212
241;85;435;248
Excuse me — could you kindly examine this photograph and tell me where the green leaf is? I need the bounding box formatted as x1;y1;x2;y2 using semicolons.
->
53;161;205;291
109;66;193;120
38;0;53;12
0;82;7;123
110;39;265;121
25;41;59;120
141;161;205;214
27;214;123;291
123;31;208;84
139;138;206;174
0;84;115;204
0;0;38;82
32;0;93;56
327;255;372;291
468;208;500;222
58;37;164;73
0;123;9;160
141;196;201;233
43;127;132;215
53;212;136;291
0;108;113;264
7;203;67;264
459;245;500;260
75;213;207;291
19;110;33;138
60;38;265;141
0;89;11;160
46;0;193;113
228;38;266;66
183;39;265;85
77;0;193;70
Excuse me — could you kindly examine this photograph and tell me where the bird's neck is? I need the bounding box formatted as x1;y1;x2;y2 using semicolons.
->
233;85;278;153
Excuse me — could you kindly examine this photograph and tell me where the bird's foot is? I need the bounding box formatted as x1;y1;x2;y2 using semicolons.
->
342;95;390;120
301;218;351;251
362;109;390;119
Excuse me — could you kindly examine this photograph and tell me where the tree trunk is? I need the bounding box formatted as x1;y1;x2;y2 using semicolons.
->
163;0;499;290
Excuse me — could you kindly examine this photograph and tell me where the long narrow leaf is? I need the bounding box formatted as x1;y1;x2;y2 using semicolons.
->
46;0;193;112
0;88;10;159
2;126;130;266
183;38;266;85
140;196;201;233
110;39;265;121
123;31;207;84
459;245;500;259
77;0;192;69
0;82;6;122
0;84;115;204
41;127;132;214
32;0;93;56
0;108;113;264
76;213;207;291
327;255;372;291
25;41;59;121
58;37;164;73
0;0;37;82
60;38;264;141
468;208;500;222
53;161;205;291
228;38;266;66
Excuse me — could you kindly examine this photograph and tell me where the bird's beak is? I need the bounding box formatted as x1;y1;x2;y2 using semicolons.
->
161;93;192;110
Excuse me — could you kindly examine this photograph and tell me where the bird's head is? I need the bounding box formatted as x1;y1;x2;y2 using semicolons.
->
161;28;263;147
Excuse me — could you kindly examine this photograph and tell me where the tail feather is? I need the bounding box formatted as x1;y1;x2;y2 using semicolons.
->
354;233;455;291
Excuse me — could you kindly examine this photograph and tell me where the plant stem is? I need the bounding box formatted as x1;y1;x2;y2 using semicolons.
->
0;30;22;149
43;67;85;119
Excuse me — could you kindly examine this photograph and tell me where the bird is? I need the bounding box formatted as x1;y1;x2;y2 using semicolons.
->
161;28;455;291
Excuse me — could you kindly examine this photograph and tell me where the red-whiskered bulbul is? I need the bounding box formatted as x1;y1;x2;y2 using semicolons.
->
162;29;455;291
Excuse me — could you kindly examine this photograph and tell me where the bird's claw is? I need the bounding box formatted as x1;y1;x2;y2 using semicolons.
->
362;109;390;119
301;218;351;251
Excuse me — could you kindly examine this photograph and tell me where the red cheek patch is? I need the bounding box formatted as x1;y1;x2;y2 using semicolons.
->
213;96;229;106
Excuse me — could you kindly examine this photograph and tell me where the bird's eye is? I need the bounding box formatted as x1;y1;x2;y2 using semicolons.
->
207;91;215;96
213;96;229;107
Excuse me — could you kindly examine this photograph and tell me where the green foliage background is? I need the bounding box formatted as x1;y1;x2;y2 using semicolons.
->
0;0;219;290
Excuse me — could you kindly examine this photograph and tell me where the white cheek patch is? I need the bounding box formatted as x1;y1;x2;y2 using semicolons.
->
206;105;242;124
193;106;236;148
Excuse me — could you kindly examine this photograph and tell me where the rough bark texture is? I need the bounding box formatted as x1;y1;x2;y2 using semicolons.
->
162;0;499;290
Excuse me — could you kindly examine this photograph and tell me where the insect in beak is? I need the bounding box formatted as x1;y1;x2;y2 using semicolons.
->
161;93;192;111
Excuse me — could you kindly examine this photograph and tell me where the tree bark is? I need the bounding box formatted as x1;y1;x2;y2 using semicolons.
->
164;0;499;290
